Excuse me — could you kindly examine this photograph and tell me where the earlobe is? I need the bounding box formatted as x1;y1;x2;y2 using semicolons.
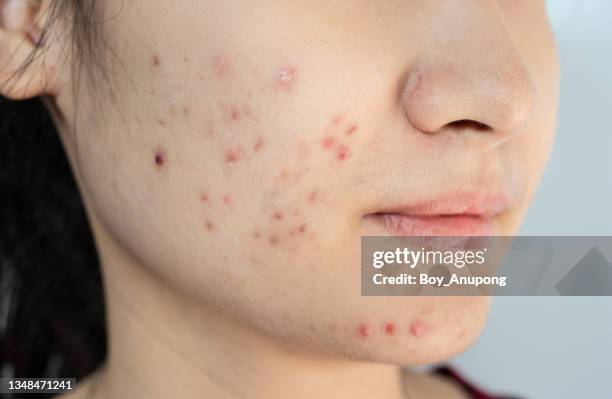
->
0;0;61;100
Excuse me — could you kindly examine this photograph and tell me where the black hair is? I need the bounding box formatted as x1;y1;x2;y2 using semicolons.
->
0;2;107;395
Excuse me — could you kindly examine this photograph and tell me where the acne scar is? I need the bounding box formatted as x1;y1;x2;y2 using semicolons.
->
225;147;243;165
357;324;372;338
298;224;307;234
409;320;427;338
157;119;167;128
345;124;358;136
384;322;395;335
275;66;296;91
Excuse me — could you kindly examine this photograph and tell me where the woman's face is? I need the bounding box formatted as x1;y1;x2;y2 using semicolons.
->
57;0;558;364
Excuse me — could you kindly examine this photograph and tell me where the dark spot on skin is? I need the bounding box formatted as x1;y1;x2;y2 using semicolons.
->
152;55;161;67
346;124;358;136
337;145;350;161
200;193;209;203
298;224;307;234
322;137;336;150
157;119;167;128
154;148;165;167
225;147;243;165
183;56;189;62
273;211;284;221
253;231;261;239
182;106;191;118
357;324;372;338
205;220;215;231
269;236;279;246
384;322;395;336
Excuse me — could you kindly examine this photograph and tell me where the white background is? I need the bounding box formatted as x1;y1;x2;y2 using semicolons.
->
451;1;612;398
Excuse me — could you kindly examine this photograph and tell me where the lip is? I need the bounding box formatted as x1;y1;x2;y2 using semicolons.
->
368;192;509;236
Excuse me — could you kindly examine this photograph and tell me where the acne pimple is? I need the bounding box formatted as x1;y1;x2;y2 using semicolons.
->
337;145;350;161
383;322;395;336
273;211;284;221
409;320;427;338
322;137;336;150
225;147;243;165
154;148;165;167
205;220;215;231
157;119;167;128
298;224;307;234
200;193;209;203
357;324;372;338
152;55;161;67
223;195;232;206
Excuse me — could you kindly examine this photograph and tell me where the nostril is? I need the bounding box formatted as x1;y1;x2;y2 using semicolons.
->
446;119;492;132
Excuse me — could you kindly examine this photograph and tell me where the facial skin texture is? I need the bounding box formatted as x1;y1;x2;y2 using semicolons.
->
0;0;559;398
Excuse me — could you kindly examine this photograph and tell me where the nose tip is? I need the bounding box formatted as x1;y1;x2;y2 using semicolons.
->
401;56;536;137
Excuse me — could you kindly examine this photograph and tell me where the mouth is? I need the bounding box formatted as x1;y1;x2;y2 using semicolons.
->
366;192;509;236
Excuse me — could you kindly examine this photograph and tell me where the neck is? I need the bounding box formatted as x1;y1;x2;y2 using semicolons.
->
88;220;408;399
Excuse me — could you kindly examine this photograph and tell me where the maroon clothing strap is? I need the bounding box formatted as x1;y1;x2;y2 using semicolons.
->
434;366;523;399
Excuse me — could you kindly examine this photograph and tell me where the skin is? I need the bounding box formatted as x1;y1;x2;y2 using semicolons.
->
0;0;559;398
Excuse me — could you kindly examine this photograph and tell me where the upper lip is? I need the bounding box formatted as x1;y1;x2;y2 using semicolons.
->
371;191;511;218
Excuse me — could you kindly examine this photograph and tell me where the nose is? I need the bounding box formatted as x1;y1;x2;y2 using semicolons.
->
401;16;536;137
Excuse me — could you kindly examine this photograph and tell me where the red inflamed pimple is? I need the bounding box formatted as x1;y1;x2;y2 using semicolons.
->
410;320;427;338
337;145;350;161
357;324;372;338
322;137;336;150
225;147;243;165
383;323;395;335
298;224;307;234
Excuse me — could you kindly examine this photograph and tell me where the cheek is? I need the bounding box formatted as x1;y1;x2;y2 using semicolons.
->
144;53;366;260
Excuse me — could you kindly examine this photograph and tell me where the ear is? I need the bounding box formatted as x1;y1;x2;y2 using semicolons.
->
0;0;61;99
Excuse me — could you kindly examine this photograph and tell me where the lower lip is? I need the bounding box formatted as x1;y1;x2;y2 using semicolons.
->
373;213;496;236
